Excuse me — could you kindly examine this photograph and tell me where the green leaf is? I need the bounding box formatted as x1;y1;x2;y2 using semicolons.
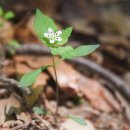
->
4;11;15;20
9;40;20;48
19;66;49;88
19;68;42;88
74;44;100;57
34;9;72;46
0;7;4;16
34;9;57;46
68;115;87;126
51;46;75;59
8;40;20;55
51;44;99;59
0;23;3;28
32;106;46;115
57;27;73;45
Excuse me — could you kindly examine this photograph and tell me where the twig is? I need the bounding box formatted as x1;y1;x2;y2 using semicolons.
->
0;76;28;107
12;121;31;130
16;43;50;55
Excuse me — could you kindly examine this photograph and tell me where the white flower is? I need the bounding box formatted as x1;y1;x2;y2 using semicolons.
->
44;28;62;44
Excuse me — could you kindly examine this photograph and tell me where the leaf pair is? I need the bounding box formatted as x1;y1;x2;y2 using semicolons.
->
51;44;99;59
34;9;72;46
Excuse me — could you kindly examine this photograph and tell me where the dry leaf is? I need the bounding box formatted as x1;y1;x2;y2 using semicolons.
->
79;79;121;112
0;95;20;124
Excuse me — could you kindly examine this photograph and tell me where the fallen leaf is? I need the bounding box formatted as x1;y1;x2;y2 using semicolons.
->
0;95;20;124
48;58;121;112
79;79;121;112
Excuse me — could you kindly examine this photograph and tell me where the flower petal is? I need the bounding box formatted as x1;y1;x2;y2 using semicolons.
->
48;28;54;35
50;39;55;43
44;33;50;38
55;30;62;36
55;37;62;41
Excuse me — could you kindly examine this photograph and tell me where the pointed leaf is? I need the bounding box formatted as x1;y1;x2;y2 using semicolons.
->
34;9;57;46
68;115;87;126
19;66;49;88
4;11;15;20
57;27;73;45
51;44;99;59
75;44;99;57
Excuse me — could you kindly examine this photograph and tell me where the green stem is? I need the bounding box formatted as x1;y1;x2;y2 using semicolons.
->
52;55;59;123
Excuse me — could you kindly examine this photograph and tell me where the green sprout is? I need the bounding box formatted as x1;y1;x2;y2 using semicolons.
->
0;7;15;20
19;9;100;124
8;40;20;56
0;7;4;17
68;115;87;126
32;106;48;115
0;7;15;29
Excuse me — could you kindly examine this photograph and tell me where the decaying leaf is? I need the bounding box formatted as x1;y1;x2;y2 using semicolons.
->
79;79;121;112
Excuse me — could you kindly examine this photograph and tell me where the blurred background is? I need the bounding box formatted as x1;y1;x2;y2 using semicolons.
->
1;0;130;75
0;0;130;129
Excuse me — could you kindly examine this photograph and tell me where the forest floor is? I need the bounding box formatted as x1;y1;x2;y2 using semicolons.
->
0;0;130;130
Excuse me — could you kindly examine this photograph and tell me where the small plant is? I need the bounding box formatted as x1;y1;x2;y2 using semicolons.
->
0;7;15;44
0;7;15;21
0;7;15;28
19;9;99;124
32;106;48;115
68;115;87;126
8;40;20;55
